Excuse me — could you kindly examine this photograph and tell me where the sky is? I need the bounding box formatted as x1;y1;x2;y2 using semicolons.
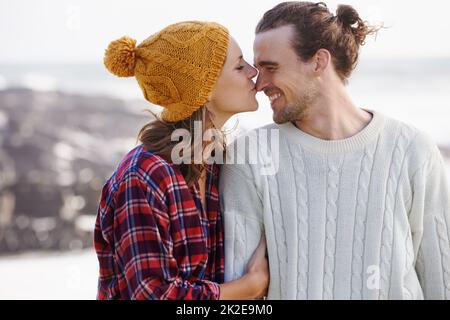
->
1;0;450;64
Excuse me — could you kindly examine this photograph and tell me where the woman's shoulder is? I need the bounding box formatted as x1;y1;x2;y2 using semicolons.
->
110;144;183;189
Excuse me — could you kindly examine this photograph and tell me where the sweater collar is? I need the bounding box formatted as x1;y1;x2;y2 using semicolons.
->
279;109;385;154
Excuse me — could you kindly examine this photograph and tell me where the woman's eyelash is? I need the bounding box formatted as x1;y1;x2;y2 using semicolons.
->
236;65;244;70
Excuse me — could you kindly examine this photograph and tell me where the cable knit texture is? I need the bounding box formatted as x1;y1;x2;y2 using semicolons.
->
350;139;377;299
287;144;309;299
323;156;344;299
220;110;450;300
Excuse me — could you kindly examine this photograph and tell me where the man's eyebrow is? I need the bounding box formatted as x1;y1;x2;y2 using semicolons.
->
254;61;279;67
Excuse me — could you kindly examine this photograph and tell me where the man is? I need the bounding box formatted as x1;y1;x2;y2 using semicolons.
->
220;2;450;299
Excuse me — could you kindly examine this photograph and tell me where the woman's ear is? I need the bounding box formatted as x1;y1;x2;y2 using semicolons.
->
313;48;331;74
203;100;214;120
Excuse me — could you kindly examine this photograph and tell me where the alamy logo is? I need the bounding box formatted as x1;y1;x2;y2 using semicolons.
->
366;265;380;290
170;121;280;175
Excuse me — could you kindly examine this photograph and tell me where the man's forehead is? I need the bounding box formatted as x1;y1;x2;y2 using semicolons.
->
255;25;294;45
254;25;295;62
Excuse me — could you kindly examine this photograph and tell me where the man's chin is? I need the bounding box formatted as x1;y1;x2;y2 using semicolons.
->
273;104;309;124
272;113;289;124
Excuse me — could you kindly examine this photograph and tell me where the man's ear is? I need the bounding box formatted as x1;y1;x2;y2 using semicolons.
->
313;48;331;74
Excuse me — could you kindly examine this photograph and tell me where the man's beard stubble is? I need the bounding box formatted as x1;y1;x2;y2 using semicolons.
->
273;91;314;124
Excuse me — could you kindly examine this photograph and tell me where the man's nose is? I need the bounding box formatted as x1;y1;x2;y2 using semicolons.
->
255;74;267;92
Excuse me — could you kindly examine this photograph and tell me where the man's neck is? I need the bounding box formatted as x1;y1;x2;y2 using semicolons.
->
293;88;373;140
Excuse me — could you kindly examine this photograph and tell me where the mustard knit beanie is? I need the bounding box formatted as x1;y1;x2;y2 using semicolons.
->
103;21;229;122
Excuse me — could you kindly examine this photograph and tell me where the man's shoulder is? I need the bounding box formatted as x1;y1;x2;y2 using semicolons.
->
256;122;280;131
223;123;282;178
227;123;281;148
382;113;441;172
383;114;438;154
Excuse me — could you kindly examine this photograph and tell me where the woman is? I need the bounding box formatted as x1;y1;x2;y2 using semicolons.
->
94;21;269;300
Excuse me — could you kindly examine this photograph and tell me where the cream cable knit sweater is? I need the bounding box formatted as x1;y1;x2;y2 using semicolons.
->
220;110;450;299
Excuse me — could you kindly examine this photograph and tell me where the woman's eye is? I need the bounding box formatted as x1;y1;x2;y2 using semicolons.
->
236;65;244;70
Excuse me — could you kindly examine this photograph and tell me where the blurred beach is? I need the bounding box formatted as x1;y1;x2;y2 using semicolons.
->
0;249;97;299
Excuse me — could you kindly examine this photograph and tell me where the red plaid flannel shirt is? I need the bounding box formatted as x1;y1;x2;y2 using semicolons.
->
94;145;224;299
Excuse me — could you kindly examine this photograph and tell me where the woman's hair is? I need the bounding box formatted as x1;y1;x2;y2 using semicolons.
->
138;106;225;187
256;2;381;81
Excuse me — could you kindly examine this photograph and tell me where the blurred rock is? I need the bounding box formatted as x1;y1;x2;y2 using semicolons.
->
0;87;151;254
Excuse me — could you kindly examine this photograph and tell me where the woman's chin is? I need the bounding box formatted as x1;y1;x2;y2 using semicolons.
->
250;104;259;112
240;106;258;113
246;100;259;112
226;101;259;115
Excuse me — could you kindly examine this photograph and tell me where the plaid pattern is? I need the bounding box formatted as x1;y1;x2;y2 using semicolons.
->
94;145;224;300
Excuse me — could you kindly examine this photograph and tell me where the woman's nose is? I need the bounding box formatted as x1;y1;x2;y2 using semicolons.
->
248;65;258;79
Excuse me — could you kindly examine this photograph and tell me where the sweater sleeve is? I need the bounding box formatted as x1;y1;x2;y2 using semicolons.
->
219;163;264;282
409;144;450;299
107;172;220;300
